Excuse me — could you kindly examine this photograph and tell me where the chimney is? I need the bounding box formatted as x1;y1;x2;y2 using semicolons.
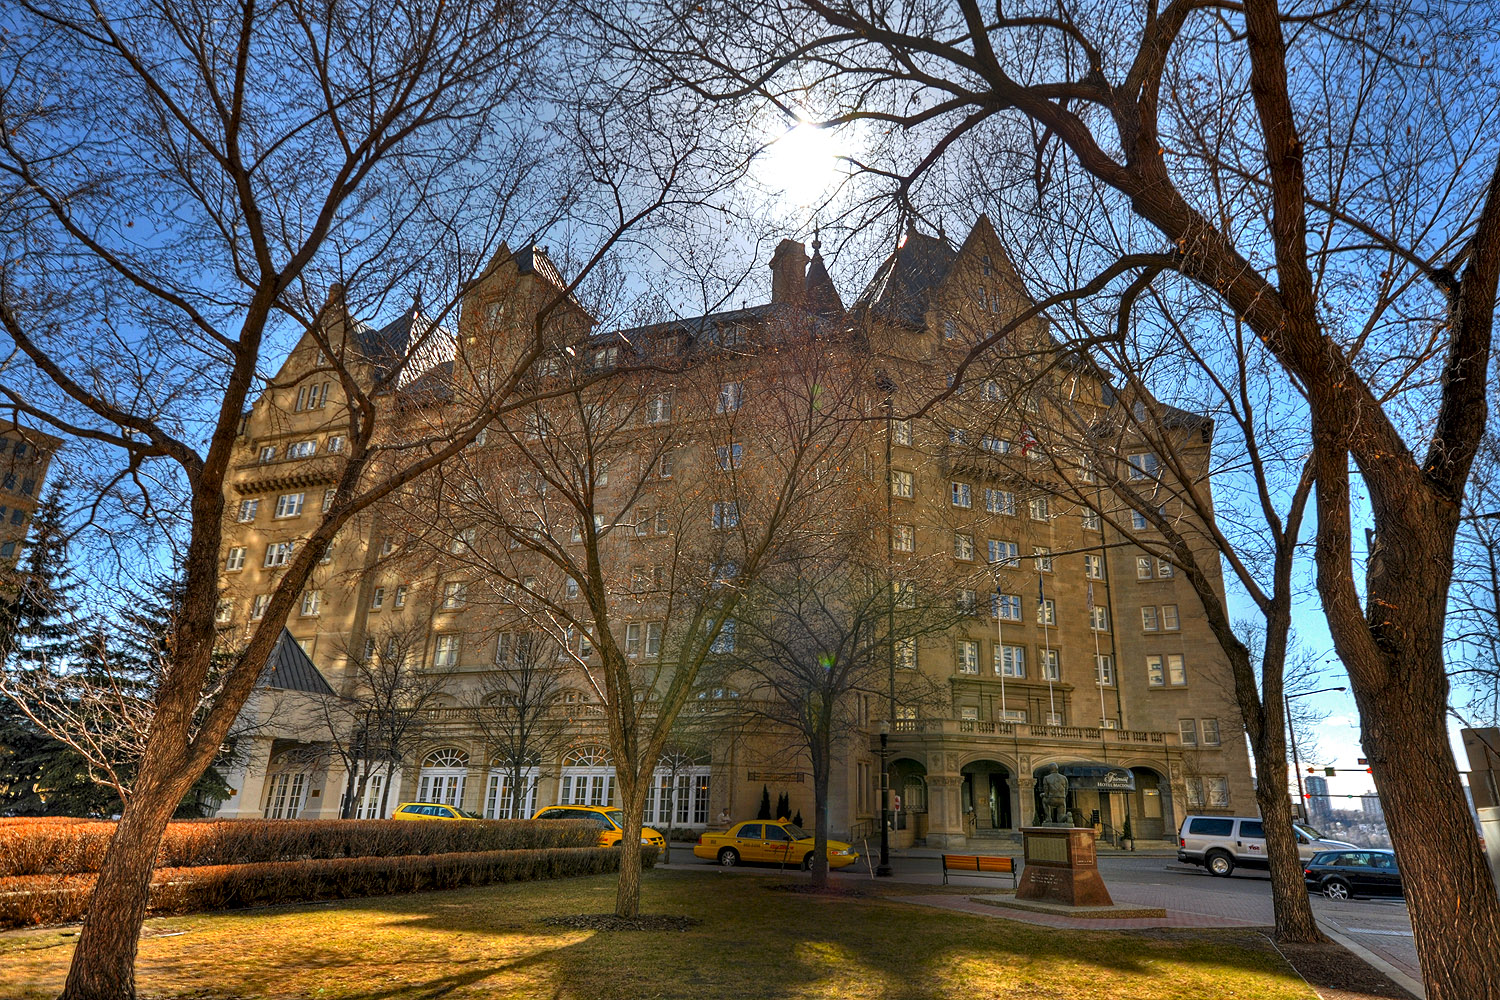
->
769;239;809;305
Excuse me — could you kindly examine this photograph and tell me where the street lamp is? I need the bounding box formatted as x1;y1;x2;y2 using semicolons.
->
877;719;892;876
1285;686;1346;821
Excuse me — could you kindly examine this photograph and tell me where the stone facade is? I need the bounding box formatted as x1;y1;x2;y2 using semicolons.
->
212;221;1254;846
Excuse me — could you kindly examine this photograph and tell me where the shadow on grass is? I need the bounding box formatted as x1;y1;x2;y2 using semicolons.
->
312;869;1313;1000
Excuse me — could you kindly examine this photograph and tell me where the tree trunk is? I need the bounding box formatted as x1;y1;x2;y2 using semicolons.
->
810;740;829;889
614;777;645;918
59;767;184;1000
1357;658;1500;999
1248;739;1324;943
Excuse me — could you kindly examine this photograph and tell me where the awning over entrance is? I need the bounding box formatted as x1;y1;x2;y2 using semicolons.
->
1052;764;1136;791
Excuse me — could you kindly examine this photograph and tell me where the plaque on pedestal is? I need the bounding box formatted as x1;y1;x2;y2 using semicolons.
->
1015;826;1114;906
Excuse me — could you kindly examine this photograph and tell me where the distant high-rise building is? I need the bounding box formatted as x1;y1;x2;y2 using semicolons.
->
0;421;61;570
1361;794;1384;820
1304;775;1331;826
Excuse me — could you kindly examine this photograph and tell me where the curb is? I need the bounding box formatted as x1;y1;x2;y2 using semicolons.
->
1318;926;1426;1000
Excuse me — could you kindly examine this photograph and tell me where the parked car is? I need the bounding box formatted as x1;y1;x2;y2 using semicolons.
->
530;805;666;848
1304;849;1404;900
1178;815;1356;876
694;820;861;870
392;802;480;821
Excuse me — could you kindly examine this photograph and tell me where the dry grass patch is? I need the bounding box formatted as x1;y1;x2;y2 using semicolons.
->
0;869;1318;1000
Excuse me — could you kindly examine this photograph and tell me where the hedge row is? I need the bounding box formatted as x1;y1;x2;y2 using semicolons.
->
0;818;597;877
0;845;658;928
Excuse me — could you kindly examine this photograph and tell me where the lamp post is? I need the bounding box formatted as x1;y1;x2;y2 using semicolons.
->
877;719;892;876
1285;686;1346;821
876;374;895;877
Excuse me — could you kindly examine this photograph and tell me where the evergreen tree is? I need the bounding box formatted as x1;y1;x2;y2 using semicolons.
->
756;784;771;820
775;791;790;821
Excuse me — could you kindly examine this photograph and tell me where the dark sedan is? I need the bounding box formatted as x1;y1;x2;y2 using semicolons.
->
1303;849;1404;900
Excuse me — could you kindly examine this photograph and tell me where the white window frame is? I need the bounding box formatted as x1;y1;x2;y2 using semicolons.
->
957;640;980;674
891;470;914;499
950;481;972;508
225;547;246;572
996;643;1026;678
433;634;461;668
274;493;305;519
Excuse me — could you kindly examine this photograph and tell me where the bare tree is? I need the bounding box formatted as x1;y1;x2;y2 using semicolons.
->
606;3;1500;992
1450;429;1500;726
725;546;953;887
0;0;691;993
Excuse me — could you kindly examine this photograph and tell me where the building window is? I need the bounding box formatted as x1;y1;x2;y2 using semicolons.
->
1131;510;1149;530
1128;453;1159;481
1042;648;1060;681
1090;606;1110;632
996;644;1025;678
892;419;912;446
961;706;979;721
716;381;743;414
1033;546;1052;572
1202;718;1221;745
259;445;277;463
658;452;675;478
999;708;1028;723
1029;497;1049;521
1168;654;1186;686
295;382;331;411
984;489;1016;515
980;378;1003;402
947;426;969;446
993;593;1022;622
716;443;744;470
1096;655;1115;686
710;619;736;653
644;622;662;657
626;623;644;657
452;527;476;554
1081;509;1100;531
980;435;1009;454
646;392;673;424
1207;776;1229;808
433;635;460;668
1185;776;1204;808
326;435;345;454
957;640;980;674
950;482;972;508
1136;556;1154;580
1142;606;1159;631
393;585;407;608
237;499;260;522
320;544;334;565
892;524;915;552
370;587;385;610
565;578;579;598
956;589;978;615
892;581;915;609
300;590;322;616
215;600;233;624
895;637;917;669
1157;559;1174;579
264;541;295;567
1147;655;1165;687
251;594;270;620
1179;719;1199;745
286;440;317;459
1084;554;1103;579
891;470;914;499
273;493;305;519
1162;605;1179;630
654;510;670;534
712;502;739;530
954;533;974;561
943;318;959;341
988;539;1019;567
418;748;469;806
322;488;336;512
1036;599;1056;626
442;582;467;610
225;547;246;572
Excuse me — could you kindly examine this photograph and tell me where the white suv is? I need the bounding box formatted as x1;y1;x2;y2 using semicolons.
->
1177;815;1355;876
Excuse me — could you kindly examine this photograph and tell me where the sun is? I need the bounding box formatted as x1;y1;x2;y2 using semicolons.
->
755;117;843;208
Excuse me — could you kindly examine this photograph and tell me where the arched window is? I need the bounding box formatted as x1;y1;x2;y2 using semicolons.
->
418;747;470;806
559;744;614;806
485;750;541;819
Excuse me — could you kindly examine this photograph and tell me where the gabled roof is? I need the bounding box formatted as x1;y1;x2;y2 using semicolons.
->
852;227;957;327
257;628;336;696
349;304;456;387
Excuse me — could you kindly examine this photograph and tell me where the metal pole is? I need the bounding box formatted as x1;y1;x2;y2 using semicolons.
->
1285;692;1306;822
878;388;894;877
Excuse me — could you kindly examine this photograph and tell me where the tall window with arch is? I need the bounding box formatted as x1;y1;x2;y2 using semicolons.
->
417;748;470;806
558;745;615;806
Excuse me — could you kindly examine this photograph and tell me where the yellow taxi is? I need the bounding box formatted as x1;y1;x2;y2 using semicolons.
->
694;820;861;870
392;801;480;820
531;804;667;848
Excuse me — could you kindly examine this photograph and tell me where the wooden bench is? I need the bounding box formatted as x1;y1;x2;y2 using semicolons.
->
941;853;1018;886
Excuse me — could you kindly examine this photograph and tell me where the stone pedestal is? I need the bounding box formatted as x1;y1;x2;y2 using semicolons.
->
1015;826;1114;906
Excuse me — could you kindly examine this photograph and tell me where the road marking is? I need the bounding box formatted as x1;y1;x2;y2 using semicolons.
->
1344;928;1414;937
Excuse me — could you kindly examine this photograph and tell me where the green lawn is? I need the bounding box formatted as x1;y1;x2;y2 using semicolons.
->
0;870;1315;1000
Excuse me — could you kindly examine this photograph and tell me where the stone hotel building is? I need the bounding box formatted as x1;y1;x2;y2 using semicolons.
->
213;218;1253;847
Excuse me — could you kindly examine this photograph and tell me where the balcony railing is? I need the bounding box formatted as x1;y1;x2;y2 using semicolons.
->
892;718;1179;747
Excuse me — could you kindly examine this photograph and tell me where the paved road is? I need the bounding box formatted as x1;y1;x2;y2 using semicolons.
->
660;848;1421;991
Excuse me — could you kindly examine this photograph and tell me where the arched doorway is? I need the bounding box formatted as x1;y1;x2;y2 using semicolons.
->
960;759;1013;835
418;747;470;806
558;744;614;805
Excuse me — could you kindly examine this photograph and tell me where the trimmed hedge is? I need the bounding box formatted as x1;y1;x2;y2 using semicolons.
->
0;818;597;877
0;845;660;928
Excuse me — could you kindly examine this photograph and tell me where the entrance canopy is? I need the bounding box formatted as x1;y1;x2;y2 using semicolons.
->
1045;763;1136;791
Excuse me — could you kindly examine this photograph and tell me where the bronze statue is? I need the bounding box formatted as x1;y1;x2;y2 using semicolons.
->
1040;764;1070;825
